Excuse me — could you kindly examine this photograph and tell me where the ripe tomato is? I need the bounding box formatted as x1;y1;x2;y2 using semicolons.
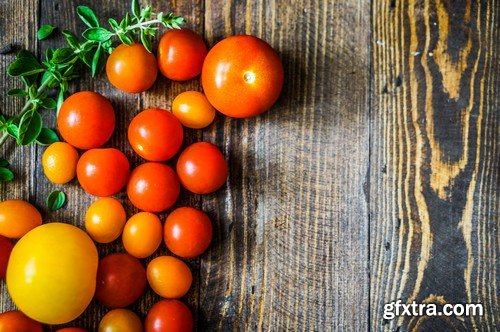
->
106;43;157;93
127;163;180;212
56;328;89;332
147;256;192;298
145;300;193;332
77;148;130;197
172;91;216;129
176;142;228;194
0;236;13;279
0;310;43;332
122;212;163;258
85;197;126;243
128;108;183;161
98;309;143;332
0;199;42;239
42;142;79;184
201;35;284;118
164;207;212;258
95;253;147;308
7;223;98;324
57;91;115;149
157;28;207;81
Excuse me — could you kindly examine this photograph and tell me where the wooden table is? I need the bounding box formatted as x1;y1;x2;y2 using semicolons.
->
0;0;498;331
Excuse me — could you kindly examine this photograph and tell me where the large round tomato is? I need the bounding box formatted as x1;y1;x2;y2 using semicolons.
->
122;212;163;259
127;163;180;212
128;108;183;161
145;300;193;332
172;91;216;129
0;199;42;239
42;142;79;184
0;236;13;279
77;148;130;197
201;35;284;118
147;256;192;298
98;309;143;332
176;142;228;194
6;223;98;324
0;310;43;332
57;91;115;149
157;28;207;81
106;43;158;93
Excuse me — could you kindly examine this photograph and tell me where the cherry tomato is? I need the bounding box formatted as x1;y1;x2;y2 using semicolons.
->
106;43;157;93
0;199;42;239
145;300;193;332
57;91;115;149
172;91;216;129
85;197;126;243
128;108;183;161
77;148;130;197
147;256;192;298
201;35;284;118
176;142;228;194
0;310;43;332
42;142;79;184
157;28;207;81
56;328;89;332
95;253;147;308
7;223;98;324
98;309;143;332
127;162;180;212
122;212;163;258
0;236;13;279
164;207;212;258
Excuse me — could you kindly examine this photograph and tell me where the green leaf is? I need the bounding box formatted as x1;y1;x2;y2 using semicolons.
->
62;30;79;49
82;27;113;42
7;50;44;77
91;43;104;77
132;0;140;18
57;89;65;114
0;168;14;182
41;97;57;109
108;18;119;30
140;30;152;52
77;6;99;28
118;33;133;46
7;123;19;139
37;24;56;40
7;89;27;97
36;128;59;145
51;48;75;64
0;158;9;168
141;5;151;19
46;190;66;211
18;111;42;145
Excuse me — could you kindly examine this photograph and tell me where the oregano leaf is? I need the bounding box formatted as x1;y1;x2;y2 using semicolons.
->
82;27;113;42
36;128;59;146
37;25;56;40
0;168;14;182
46;190;66;211
77;6;99;28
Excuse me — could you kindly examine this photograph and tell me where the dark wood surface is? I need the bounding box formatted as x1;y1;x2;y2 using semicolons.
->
0;0;498;331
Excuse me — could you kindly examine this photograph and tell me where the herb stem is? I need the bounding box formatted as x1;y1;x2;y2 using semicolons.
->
124;19;161;31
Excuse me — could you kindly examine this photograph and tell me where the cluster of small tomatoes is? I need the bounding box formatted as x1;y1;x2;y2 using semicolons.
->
0;26;283;332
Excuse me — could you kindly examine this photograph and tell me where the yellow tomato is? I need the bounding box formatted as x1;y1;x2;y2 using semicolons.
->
172;91;216;129
42;142;79;184
6;223;98;324
98;309;143;332
85;197;126;243
0;199;42;239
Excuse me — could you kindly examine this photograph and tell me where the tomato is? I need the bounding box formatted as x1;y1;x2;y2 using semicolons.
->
0;199;42;239
157;28;207;81
127;163;180;212
0;236;13;279
6;223;98;324
77;148;130;197
176;142;228;194
42;142;79;184
164;207;212;258
201;35;284;118
128;108;183;161
122;212;163;258
172;91;216;129
145;300;193;332
98;309;143;332
56;328;89;332
57;91;115;149
106;43;157;93
85;197;126;243
0;310;43;332
147;256;192;298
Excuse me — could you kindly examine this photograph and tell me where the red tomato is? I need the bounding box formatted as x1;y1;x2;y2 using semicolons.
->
176;142;228;194
128;109;184;161
145;300;193;332
164;207;212;258
0;311;43;332
0;236;13;279
77;148;130;197
106;43;158;93
201;35;284;118
56;328;89;332
127;163;180;212
95;253;147;308
57;91;115;149
157;28;207;81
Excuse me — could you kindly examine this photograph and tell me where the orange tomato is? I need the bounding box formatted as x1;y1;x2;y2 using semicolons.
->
77;148;130;197
85;197;126;243
98;309;143;332
106;43;158;93
0;199;42;239
42;142;79;184
56;328;88;332
57;91;115;149
172;91;216;129
0;311;43;332
147;256;192;298
145;300;193;332
0;236;13;279
201;35;284;118
122;212;162;258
